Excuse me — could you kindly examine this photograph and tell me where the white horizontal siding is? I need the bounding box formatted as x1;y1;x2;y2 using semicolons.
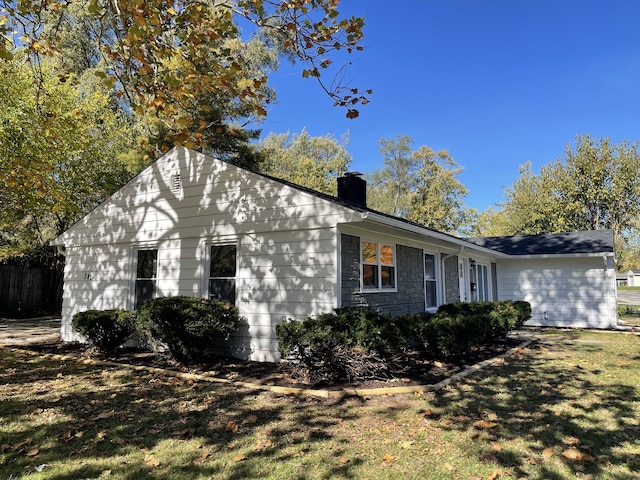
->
496;256;616;329
58;148;347;359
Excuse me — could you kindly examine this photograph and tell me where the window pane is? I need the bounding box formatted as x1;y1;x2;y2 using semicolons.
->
380;244;394;265
135;280;155;309
362;264;378;288
381;266;395;288
209;279;236;304
137;250;157;279
424;254;435;280
210;245;236;277
362;242;377;264
426;280;437;308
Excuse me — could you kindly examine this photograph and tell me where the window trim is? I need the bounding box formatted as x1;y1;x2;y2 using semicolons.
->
205;242;238;305
360;239;397;292
424;251;440;310
131;246;158;310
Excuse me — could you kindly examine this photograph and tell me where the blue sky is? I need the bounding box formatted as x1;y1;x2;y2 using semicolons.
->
258;1;640;212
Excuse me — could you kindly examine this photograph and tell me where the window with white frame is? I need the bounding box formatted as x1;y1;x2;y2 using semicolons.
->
361;241;396;290
424;253;438;308
135;249;157;309
208;244;237;304
470;261;490;302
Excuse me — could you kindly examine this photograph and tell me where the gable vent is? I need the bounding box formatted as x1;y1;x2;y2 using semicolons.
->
171;173;182;195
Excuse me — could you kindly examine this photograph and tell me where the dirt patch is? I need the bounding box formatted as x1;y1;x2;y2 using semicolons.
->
16;338;524;391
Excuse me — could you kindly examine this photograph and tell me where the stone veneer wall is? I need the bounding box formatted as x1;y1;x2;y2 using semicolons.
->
443;255;460;304
340;233;425;316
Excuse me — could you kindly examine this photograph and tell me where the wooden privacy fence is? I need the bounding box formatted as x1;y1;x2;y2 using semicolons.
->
0;264;63;316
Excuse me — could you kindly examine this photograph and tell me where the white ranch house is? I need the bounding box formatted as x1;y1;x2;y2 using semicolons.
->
53;147;617;361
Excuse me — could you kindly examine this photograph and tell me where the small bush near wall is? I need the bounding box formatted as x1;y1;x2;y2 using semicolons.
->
72;310;137;355
276;306;409;382
137;296;240;362
421;300;531;359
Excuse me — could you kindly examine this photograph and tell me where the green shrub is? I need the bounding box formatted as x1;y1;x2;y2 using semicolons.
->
276;306;408;382
137;296;240;362
421;300;532;359
72;309;137;355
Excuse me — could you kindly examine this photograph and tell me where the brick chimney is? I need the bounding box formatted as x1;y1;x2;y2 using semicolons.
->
337;172;366;207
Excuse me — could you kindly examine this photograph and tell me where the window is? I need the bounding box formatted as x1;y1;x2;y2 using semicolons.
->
361;241;395;290
470;261;490;302
424;253;438;308
209;245;237;304
135;249;157;308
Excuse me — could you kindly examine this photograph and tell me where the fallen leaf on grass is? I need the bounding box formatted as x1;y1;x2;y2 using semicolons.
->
242;414;258;425
144;455;160;468
541;447;554;459
444;463;455;471
13;438;33;450
338;456;350;464
487;469;504;480
381;454;394;467
233;453;247;462
26;448;40;457
194;447;211;465
226;421;239;433
561;448;595;462
100;470;111;477
1;444;10;452
473;420;499;429
490;441;503;452
252;440;273;452
96;431;107;441
96;410;115;420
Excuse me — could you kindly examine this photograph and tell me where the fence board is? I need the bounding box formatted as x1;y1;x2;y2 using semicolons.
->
0;265;62;315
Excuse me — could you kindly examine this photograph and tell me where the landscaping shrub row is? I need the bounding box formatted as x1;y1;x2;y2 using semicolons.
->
72;296;240;361
73;298;531;381
277;301;531;381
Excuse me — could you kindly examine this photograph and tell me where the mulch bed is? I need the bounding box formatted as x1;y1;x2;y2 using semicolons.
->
15;337;523;391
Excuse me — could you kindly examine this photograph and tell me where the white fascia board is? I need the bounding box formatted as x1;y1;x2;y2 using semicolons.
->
503;252;616;260
362;211;510;259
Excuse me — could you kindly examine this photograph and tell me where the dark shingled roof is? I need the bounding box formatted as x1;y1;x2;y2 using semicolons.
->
465;230;614;255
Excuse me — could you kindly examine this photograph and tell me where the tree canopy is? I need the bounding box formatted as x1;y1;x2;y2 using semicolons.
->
367;136;476;236
0;0;370;155
259;128;351;195
0;55;139;263
475;135;640;270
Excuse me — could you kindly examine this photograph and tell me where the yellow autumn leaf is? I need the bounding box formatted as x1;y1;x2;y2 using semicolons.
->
226;421;239;432
233;453;247;462
561;448;595;462
144;455;160;468
26;447;40;457
473;420;499;429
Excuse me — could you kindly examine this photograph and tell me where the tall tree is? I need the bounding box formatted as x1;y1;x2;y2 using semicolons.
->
474;135;640;270
0;0;369;154
259;129;352;195
0;56;139;262
368;136;476;236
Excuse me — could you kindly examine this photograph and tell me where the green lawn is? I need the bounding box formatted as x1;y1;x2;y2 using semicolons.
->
1;330;639;479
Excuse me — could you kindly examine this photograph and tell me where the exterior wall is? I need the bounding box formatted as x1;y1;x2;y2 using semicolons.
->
496;256;617;329
56;148;361;361
340;234;425;316
443;255;459;303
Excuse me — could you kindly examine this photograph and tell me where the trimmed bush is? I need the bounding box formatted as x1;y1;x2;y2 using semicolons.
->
421;300;532;359
72;309;137;355
276;306;408;382
137;296;240;362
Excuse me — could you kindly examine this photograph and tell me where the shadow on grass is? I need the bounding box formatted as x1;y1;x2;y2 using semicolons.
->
429;335;640;479
0;348;365;479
